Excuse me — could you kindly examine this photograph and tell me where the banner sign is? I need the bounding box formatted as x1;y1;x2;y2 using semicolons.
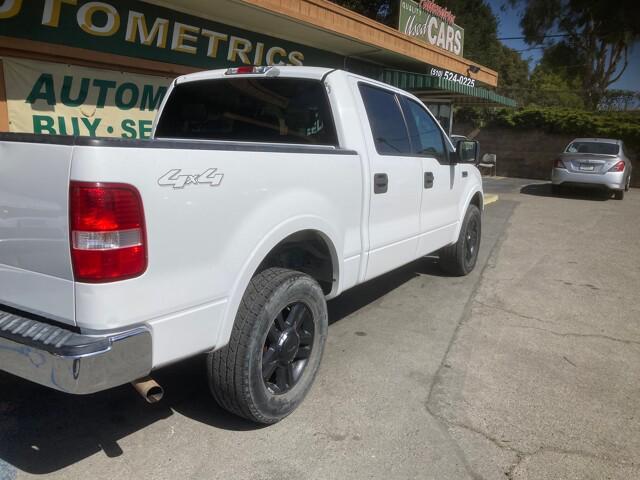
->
399;0;464;56
0;0;343;70
3;57;171;138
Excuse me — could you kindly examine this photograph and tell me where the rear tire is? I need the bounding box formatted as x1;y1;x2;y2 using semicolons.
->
614;189;624;200
208;268;328;424
551;184;562;195
625;176;631;192
439;204;481;276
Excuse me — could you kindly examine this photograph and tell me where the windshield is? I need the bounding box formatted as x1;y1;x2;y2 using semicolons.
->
565;142;619;155
154;78;338;146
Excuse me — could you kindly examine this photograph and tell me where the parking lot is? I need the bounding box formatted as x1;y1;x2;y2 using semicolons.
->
1;178;639;480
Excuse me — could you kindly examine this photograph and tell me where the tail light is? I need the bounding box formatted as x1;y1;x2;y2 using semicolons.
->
225;66;273;75
70;182;147;282
608;161;625;172
553;158;566;169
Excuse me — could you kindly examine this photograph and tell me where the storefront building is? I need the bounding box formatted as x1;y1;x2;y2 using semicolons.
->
0;0;515;138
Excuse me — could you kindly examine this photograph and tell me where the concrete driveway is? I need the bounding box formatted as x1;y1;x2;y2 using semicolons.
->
1;179;638;480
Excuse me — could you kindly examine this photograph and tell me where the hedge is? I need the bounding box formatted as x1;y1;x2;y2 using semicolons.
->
463;107;640;152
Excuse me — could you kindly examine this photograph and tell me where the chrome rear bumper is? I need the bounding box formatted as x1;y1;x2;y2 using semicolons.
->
0;307;151;394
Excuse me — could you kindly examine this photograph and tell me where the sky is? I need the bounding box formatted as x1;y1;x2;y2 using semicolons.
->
485;0;639;91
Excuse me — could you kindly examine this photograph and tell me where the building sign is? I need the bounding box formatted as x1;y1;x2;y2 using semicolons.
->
0;0;343;70
399;0;464;56
3;57;171;137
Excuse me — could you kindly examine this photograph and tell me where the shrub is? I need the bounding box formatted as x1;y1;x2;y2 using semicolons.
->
462;107;640;153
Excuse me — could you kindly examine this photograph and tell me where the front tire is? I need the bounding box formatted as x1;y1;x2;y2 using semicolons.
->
439;204;482;276
208;268;328;424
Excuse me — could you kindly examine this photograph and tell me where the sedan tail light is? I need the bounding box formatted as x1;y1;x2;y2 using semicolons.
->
553;158;566;169
70;182;147;282
608;161;625;172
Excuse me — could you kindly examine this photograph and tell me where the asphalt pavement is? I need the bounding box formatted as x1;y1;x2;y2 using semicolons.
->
1;178;638;479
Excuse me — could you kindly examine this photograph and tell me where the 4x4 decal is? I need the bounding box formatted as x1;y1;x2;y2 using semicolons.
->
158;168;224;189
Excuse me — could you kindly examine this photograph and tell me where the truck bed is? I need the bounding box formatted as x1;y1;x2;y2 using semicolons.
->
0;132;363;366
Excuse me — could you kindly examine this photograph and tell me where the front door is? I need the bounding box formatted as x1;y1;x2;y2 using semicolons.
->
399;97;460;256
356;83;422;281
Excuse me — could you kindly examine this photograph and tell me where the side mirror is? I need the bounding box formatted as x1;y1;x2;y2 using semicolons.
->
455;139;480;164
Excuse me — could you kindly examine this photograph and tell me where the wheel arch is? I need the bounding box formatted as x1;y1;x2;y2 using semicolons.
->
216;218;341;349
255;229;339;296
470;190;483;211
454;187;484;240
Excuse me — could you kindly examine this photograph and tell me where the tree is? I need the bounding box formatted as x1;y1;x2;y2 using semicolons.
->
535;41;586;85
598;90;640;111
526;68;584;107
329;1;398;27
509;0;640;109
437;0;502;69
493;43;530;105
517;42;586;108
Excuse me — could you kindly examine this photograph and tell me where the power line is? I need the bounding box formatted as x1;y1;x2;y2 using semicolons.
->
497;86;586;92
497;85;640;93
498;34;572;40
513;46;547;52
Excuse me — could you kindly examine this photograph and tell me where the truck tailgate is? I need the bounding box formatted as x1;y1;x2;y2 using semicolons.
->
0;136;75;325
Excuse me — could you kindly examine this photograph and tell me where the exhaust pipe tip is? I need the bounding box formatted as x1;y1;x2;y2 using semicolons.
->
131;377;164;403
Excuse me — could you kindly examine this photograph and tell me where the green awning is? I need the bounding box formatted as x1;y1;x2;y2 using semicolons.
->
379;69;516;108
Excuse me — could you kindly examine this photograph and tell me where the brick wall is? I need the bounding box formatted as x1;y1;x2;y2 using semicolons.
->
454;123;639;187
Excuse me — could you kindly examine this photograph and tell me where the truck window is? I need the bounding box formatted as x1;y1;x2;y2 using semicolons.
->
400;97;447;162
358;83;411;155
155;78;338;146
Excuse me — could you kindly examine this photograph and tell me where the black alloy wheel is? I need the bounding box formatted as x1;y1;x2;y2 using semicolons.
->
262;302;315;394
208;268;328;424
464;215;480;266
439;204;482;276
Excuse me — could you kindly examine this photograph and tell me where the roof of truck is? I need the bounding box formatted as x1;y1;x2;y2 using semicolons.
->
175;66;335;84
173;66;426;102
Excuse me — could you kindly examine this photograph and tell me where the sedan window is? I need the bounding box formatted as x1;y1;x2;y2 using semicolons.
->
566;142;619;155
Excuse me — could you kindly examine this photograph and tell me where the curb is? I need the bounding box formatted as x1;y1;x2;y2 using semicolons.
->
484;194;499;206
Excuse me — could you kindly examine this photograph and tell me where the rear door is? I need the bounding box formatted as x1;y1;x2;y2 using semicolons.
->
356;83;422;281
0;136;75;325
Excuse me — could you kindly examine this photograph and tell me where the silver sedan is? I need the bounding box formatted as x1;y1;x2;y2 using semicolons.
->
551;138;633;200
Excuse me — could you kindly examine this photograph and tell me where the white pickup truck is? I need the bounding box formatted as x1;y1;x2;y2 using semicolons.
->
0;66;483;424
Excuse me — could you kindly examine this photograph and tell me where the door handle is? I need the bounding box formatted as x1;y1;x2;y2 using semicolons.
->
424;172;434;189
374;173;388;194
462;171;468;178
